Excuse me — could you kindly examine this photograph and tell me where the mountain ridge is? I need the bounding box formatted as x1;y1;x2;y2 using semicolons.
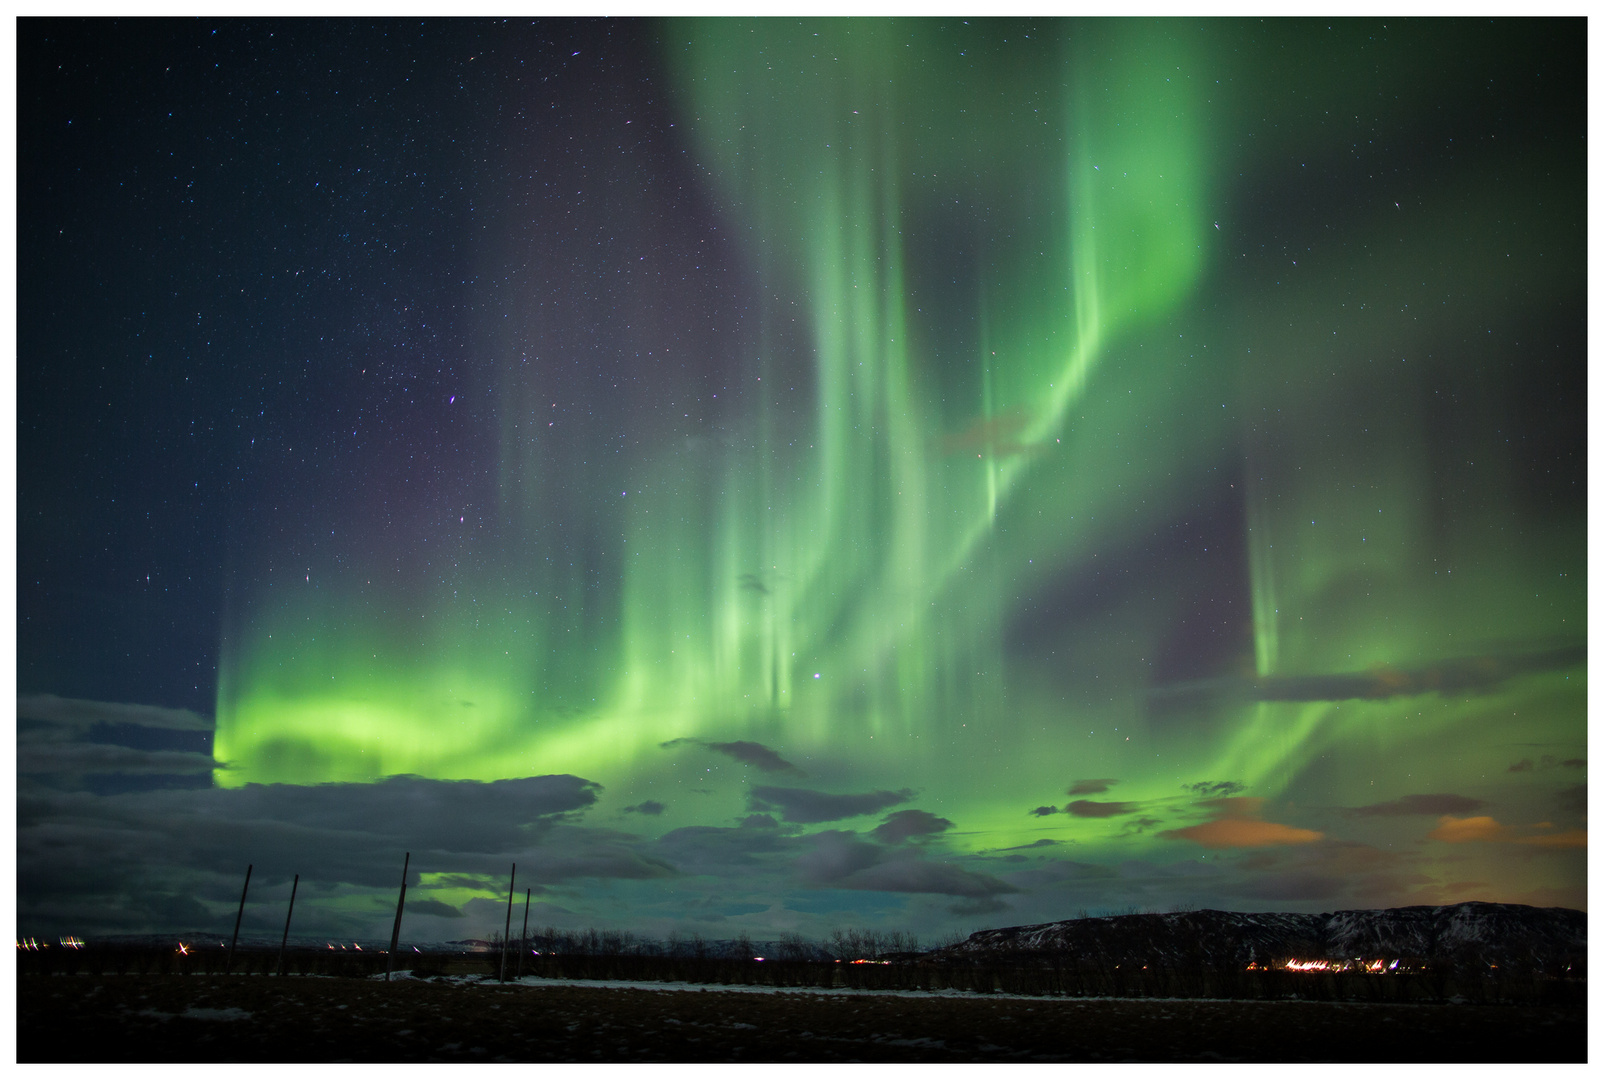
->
938;901;1585;971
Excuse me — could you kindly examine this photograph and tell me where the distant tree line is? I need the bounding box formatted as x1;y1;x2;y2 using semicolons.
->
487;925;928;962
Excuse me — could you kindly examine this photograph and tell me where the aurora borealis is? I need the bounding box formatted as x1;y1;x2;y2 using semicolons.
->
19;18;1586;943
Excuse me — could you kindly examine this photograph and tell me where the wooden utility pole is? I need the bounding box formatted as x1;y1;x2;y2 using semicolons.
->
386;852;410;982
276;874;299;976
225;864;252;974
516;887;531;979
499;864;516;982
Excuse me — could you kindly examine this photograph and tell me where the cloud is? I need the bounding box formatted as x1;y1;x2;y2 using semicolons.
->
1554;784;1587;816
18;742;219;776
1065;799;1138;819
1424;815;1585;848
747;786;913;824
794;832;1018;898
1510;755;1587;773
1350;793;1487;817
1517;829;1586;849
846;860;1019;899
660;738;803;775
1028;805;1060;817
1162;819;1324;849
17;693;214;732
525;849;678;883
16;772;618;934
1426;815;1513;843
623;800;665;816
212;774;603;851
649;823;791;877
1183;780;1245;798
794;831;884;884
1259;649;1583;700
870;809;954;844
948;897;1012;917
1068;778;1118;795
405;899;464;919
1160;797;1321;849
995;839;1060;852
1149;646;1585;707
739;814;778;829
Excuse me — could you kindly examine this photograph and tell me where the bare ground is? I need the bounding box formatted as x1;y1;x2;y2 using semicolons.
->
17;973;1585;1063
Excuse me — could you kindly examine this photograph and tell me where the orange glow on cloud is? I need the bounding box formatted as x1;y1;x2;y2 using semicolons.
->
1517;829;1586;848
1165;818;1323;849
1426;815;1512;843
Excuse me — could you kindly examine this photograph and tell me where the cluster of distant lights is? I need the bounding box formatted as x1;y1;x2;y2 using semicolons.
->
16;937;84;950
1249;958;1404;973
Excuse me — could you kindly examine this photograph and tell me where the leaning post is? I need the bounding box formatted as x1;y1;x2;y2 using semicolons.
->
516;887;532;979
225;864;253;975
276;874;300;976
499;864;516;983
386;852;410;982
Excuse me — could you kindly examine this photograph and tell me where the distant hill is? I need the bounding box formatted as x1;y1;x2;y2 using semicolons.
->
936;902;1585;972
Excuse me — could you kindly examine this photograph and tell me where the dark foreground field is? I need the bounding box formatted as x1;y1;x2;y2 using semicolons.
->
18;973;1586;1062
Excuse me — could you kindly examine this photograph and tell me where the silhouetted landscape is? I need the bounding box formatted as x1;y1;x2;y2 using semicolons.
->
19;902;1585;1061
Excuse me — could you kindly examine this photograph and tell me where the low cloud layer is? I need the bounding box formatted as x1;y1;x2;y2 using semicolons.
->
1163;818;1324;849
1508;755;1586;773
18;693;214;732
794;831;1018;899
1349;793;1487;817
16;688;1583;943
17;772;619;940
748;786;913;824
19;742;219;776
1150;646;1585;706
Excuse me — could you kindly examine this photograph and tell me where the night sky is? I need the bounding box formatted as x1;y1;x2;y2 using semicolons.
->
18;18;1586;944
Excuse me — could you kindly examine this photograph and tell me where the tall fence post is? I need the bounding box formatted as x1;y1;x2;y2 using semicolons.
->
225;864;252;975
499;864;516;983
386;852;410;982
517;887;531;979
276;874;299;976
